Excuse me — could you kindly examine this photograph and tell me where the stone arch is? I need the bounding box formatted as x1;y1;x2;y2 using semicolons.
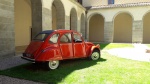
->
113;11;134;21
89;13;104;42
80;13;86;39
70;8;77;31
14;0;32;53
113;12;133;43
143;11;150;43
52;0;65;30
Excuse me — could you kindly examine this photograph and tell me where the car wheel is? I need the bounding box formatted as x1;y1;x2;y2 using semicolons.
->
90;50;100;60
47;60;59;70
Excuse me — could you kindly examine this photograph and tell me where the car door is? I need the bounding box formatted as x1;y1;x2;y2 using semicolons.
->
59;33;73;59
73;32;86;58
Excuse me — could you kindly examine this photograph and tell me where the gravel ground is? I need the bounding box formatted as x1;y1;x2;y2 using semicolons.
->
0;55;45;84
0;75;45;84
107;44;150;62
0;54;29;70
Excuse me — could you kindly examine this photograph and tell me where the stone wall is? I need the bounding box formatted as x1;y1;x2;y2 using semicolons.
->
31;0;42;38
0;0;15;58
104;22;113;43
132;20;143;43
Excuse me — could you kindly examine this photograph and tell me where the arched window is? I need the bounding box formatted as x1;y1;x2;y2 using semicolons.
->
77;0;82;5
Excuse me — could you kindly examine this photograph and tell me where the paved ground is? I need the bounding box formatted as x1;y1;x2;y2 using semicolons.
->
0;75;44;84
0;54;29;70
107;44;150;62
0;54;45;84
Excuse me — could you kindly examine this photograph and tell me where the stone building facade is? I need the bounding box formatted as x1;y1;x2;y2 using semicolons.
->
1;0;150;58
83;0;150;43
0;0;15;58
0;0;85;58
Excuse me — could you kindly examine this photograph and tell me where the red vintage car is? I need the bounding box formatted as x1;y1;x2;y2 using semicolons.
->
22;30;100;70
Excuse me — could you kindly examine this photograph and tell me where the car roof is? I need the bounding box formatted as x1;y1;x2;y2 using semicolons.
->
55;29;75;33
41;29;76;34
40;30;54;34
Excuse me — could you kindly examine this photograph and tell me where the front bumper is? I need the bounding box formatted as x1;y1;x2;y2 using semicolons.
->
21;56;35;62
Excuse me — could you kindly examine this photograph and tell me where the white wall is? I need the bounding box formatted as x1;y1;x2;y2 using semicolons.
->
83;0;150;7
115;0;150;4
87;6;150;22
83;0;107;7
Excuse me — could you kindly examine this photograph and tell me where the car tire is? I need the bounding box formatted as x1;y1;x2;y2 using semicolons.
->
90;50;100;60
47;60;59;70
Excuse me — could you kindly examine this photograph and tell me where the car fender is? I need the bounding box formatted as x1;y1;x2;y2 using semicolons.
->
89;44;100;56
36;47;62;61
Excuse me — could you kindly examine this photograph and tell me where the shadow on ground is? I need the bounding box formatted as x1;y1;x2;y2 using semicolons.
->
94;43;110;50
0;58;106;84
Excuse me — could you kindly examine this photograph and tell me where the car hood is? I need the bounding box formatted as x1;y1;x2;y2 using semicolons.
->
24;41;43;54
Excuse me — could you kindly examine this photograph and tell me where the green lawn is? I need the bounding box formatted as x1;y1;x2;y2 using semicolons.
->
100;43;134;50
146;44;150;48
0;43;150;84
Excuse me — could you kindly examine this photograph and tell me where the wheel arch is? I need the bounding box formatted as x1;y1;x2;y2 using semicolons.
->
89;45;100;57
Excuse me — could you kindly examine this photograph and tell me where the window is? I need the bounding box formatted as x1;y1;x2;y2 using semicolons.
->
77;0;82;5
73;33;82;42
49;34;59;43
33;33;49;41
108;0;114;4
60;33;72;43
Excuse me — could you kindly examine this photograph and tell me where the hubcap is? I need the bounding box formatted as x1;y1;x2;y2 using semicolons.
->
91;52;99;60
49;60;59;69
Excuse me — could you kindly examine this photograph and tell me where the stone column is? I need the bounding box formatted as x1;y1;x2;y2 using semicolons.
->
86;20;90;41
31;0;42;38
81;17;86;40
77;19;80;32
132;20;143;43
65;15;70;30
0;0;15;58
104;21;113;43
42;7;52;30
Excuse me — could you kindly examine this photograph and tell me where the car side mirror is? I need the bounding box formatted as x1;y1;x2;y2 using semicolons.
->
74;39;82;43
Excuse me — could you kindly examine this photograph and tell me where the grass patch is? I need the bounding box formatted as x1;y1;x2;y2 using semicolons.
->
146;44;150;48
100;43;134;50
0;51;150;84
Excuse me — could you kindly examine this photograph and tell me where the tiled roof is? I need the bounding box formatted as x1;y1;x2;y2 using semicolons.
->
87;2;150;9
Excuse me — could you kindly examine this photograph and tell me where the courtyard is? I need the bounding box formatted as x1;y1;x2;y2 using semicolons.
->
0;43;150;84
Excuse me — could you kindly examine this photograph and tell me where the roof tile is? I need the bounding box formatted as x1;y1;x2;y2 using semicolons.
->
88;2;150;9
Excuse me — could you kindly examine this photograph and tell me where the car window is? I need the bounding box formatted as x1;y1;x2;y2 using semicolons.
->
73;33;82;42
60;33;72;43
49;34;59;44
33;33;49;41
